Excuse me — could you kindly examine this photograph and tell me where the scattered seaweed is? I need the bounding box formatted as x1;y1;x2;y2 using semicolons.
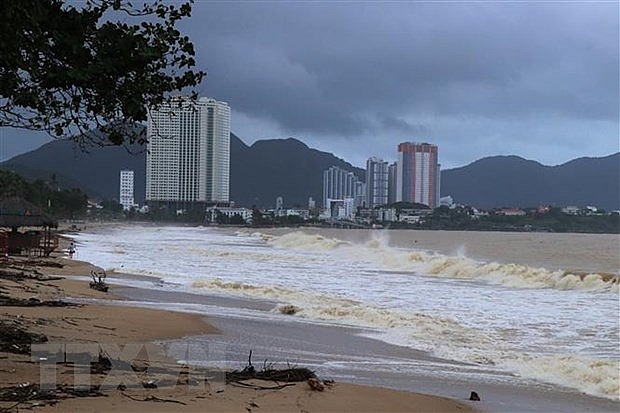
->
0;383;106;412
0;295;72;307
20;259;64;269
0;321;47;354
90;350;113;375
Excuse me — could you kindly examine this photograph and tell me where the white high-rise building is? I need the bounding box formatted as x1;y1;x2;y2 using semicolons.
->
119;170;135;211
146;97;231;205
322;166;364;208
365;157;389;208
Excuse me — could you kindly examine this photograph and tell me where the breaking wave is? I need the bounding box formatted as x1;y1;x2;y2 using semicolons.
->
267;232;350;250
503;354;619;402
191;276;619;400
263;231;619;293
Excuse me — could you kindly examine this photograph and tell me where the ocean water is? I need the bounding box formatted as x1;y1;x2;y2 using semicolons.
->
70;224;619;401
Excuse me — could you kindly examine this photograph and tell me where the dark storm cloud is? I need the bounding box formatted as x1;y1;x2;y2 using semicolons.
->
181;1;618;167
378;116;431;137
191;3;616;115
3;1;617;167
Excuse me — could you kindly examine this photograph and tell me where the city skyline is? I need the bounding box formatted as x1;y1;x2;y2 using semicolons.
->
1;2;617;170
322;142;440;210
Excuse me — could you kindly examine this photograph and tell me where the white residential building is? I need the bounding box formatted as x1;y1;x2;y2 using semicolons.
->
146;97;231;205
206;206;252;223
366;157;389;208
322;166;365;208
119;170;135;210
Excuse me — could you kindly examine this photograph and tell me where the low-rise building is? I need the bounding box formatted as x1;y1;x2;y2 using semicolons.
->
206;206;253;223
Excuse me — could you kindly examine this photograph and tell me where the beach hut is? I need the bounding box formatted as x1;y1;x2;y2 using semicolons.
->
0;197;58;256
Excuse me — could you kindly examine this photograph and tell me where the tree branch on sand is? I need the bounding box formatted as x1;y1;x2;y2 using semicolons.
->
225;350;331;392
89;270;109;292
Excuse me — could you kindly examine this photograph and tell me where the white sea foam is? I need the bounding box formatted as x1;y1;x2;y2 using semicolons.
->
191;275;619;400
265;230;619;293
267;232;350;250
503;354;620;401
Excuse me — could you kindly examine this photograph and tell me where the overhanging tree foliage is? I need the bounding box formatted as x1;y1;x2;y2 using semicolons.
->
0;0;204;146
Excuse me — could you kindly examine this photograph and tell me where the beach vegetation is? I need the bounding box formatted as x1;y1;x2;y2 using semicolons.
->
0;0;204;146
0;170;87;219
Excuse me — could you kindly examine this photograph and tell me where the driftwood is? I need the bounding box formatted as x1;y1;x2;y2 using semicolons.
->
89;270;109;292
225;351;319;390
0;321;47;354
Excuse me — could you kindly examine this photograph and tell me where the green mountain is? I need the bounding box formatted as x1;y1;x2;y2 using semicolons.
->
1;139;147;202
230;135;365;207
440;153;620;210
1;135;617;210
0;134;365;208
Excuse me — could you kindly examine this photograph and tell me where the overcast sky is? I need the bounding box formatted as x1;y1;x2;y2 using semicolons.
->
1;1;618;169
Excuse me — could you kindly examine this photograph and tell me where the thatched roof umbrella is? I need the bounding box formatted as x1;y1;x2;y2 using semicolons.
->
0;197;58;256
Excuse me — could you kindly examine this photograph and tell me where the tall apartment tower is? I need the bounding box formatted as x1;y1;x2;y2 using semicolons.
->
322;166;363;208
396;142;440;208
387;162;398;205
146;97;231;206
365;157;389;208
119;170;135;211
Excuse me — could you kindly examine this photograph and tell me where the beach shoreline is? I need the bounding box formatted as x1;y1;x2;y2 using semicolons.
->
0;246;478;412
113;278;620;413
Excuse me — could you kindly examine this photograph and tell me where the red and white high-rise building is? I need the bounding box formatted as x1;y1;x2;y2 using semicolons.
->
396;142;440;208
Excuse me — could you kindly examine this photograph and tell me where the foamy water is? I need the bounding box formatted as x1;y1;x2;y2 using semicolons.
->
70;224;620;400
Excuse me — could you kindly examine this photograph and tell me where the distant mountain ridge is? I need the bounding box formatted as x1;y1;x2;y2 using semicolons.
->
1;140;148;202
1;135;618;210
230;135;365;207
440;153;619;210
0;133;365;208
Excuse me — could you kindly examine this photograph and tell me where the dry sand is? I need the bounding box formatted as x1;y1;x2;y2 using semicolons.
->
0;247;477;412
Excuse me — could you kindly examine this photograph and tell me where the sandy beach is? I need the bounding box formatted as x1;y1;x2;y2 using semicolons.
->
0;241;477;412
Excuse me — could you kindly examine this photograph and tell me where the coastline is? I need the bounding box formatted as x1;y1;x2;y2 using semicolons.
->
0;247;477;411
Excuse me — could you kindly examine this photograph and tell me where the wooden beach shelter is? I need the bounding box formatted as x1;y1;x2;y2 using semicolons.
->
0;197;58;257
